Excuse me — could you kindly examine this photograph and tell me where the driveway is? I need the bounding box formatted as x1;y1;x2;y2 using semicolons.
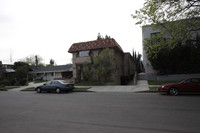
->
88;80;149;92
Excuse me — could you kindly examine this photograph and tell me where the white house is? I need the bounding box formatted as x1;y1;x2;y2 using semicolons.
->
142;20;200;80
30;64;73;81
142;25;159;80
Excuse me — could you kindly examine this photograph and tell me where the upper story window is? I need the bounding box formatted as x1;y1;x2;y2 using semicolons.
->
151;32;161;45
151;32;160;37
79;50;90;57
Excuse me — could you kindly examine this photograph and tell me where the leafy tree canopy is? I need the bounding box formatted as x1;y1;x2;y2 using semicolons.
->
132;0;200;45
133;49;144;73
133;0;200;25
93;48;113;82
13;61;30;85
97;33;111;40
21;55;44;66
132;0;200;74
13;61;29;70
50;59;55;66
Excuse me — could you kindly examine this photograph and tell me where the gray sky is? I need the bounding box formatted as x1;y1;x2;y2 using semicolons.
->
0;0;144;65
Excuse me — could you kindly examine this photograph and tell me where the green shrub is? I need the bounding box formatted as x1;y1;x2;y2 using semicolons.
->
0;79;10;86
15;79;27;86
10;79;16;86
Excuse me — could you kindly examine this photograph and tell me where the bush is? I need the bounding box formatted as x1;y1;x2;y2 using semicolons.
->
0;79;11;86
147;41;200;75
10;79;16;86
15;79;27;86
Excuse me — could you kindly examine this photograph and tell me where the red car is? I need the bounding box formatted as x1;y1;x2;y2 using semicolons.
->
158;78;200;96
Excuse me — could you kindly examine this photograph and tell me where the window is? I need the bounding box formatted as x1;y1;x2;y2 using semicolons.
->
51;81;59;84
79;50;90;57
51;72;54;76
191;78;200;83
151;32;161;44
185;79;191;83
151;32;160;37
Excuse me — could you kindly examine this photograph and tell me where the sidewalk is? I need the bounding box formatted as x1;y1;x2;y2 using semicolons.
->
9;80;152;93
88;80;149;92
9;82;45;92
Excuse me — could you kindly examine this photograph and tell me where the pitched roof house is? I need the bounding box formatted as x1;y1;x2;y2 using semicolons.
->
0;61;15;80
30;64;73;81
69;38;123;52
68;38;135;85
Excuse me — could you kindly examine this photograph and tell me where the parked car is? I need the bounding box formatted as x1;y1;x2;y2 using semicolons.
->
158;78;200;96
35;80;74;93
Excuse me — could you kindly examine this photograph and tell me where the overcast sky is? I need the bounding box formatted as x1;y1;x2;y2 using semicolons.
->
0;0;144;65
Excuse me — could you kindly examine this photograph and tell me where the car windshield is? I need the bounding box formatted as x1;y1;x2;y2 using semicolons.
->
59;80;69;84
179;78;187;83
45;81;51;85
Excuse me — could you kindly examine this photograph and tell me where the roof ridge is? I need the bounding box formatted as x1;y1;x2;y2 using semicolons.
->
68;38;124;53
32;64;73;73
72;38;113;44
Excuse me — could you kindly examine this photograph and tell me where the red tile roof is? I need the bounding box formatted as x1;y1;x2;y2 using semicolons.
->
68;38;123;53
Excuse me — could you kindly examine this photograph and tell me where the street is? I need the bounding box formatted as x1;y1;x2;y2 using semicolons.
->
0;91;200;133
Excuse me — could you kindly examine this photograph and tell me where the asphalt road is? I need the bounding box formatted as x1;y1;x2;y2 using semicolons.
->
0;91;200;133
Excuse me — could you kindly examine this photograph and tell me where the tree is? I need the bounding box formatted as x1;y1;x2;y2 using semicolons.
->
82;63;92;81
35;55;38;66
50;59;55;66
105;35;111;39
97;33;103;40
132;0;200;74
0;61;4;80
97;33;111;40
13;61;29;70
93;48;113;82
13;61;30;85
21;55;44;66
133;49;143;73
132;0;200;46
132;0;200;25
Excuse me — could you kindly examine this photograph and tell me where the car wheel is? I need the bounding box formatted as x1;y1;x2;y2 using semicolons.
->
169;87;178;96
36;88;42;93
56;88;61;93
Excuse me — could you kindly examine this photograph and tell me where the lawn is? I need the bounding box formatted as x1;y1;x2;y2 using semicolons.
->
149;87;158;91
0;86;19;91
33;81;46;84
21;87;36;91
148;80;177;85
75;81;105;86
74;87;91;91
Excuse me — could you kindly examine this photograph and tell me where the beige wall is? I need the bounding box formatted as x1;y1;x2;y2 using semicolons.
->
124;53;135;76
71;48;135;84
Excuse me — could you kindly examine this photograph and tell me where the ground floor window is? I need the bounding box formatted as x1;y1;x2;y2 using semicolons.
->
62;71;73;79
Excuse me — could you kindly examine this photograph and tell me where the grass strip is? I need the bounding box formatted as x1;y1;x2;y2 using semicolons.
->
75;82;105;86
148;80;177;85
74;87;90;91
0;86;19;91
21;87;36;91
149;87;158;91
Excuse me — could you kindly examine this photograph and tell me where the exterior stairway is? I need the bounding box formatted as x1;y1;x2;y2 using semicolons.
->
137;73;147;80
